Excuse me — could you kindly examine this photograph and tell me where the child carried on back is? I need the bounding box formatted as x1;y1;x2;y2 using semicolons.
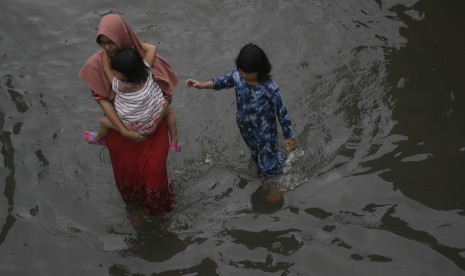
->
83;47;181;151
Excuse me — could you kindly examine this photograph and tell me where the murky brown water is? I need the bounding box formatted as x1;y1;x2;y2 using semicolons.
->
1;0;464;275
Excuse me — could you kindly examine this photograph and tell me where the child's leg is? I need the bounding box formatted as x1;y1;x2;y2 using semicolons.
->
164;105;179;146
153;102;180;149
93;116;114;141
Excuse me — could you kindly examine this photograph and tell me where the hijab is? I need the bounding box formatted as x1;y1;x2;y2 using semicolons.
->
78;14;178;100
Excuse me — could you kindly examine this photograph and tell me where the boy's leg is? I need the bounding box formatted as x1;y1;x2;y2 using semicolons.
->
256;137;284;179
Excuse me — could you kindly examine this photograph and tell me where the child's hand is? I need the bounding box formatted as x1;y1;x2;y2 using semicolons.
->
284;138;297;152
185;79;200;89
102;51;111;67
102;50;109;61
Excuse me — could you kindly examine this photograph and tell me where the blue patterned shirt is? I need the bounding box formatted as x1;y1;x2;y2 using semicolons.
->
212;69;295;140
212;69;295;179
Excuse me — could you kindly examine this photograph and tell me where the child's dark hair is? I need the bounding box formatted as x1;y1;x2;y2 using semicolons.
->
111;47;149;84
235;43;272;83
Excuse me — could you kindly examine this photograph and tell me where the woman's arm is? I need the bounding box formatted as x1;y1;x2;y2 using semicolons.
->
99;99;145;142
102;51;115;83
142;43;156;66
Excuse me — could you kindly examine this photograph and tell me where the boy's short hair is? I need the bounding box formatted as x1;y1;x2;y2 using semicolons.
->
235;43;272;83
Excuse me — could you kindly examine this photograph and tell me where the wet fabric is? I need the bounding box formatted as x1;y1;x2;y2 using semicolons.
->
212;68;295;179
106;120;174;216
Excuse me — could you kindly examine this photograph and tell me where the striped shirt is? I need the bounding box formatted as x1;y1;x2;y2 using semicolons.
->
112;65;165;135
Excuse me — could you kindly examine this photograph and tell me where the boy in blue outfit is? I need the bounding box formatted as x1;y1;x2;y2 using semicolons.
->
185;43;297;181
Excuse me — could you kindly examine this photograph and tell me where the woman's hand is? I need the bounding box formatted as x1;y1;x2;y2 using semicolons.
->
98;100;145;142
284;138;297;152
121;129;146;142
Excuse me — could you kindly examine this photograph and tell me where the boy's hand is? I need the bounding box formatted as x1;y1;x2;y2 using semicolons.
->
284;138;297;152
185;79;200;89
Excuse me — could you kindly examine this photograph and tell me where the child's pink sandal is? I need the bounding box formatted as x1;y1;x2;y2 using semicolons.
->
169;143;182;152
83;131;107;146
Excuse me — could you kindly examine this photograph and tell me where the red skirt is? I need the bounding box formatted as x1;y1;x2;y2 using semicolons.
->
106;119;174;216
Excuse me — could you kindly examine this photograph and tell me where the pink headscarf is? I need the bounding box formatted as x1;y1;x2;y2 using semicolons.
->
78;14;178;100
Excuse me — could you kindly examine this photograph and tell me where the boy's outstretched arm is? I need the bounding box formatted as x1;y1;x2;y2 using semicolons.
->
185;79;214;89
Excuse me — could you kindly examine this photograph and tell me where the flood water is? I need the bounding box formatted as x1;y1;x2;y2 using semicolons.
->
1;0;465;275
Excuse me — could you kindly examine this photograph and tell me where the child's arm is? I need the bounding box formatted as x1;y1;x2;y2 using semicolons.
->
186;70;237;90
270;87;297;152
185;79;214;89
102;51;115;83
142;43;156;66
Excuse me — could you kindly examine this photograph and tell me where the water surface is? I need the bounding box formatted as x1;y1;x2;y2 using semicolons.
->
0;0;464;275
